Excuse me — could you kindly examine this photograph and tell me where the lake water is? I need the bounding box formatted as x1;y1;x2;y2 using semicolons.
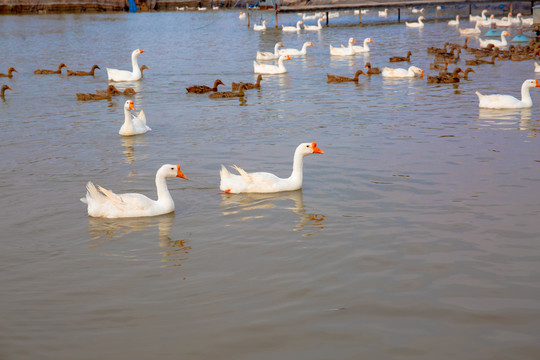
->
1;8;540;360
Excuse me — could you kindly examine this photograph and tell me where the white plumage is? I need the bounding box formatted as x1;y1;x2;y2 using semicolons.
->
107;48;144;82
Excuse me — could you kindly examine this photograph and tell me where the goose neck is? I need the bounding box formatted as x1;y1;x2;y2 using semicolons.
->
155;173;174;208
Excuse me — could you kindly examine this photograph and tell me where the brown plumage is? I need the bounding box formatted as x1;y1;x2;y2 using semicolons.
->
327;70;367;83
0;67;18;78
389;51;412;62
67;65;100;76
427;43;448;55
208;83;248;98
435;48;460;64
34;63;68;75
95;87;135;96
427;67;463;84
186;79;225;94
232;75;263;90
466;53;501;65
460;68;476;80
430;61;450;71
1;84;13;97
364;62;381;75
140;65;149;77
76;85;119;100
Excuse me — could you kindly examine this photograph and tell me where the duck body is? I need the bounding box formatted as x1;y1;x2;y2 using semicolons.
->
382;66;423;78
119;100;151;136
256;42;284;60
466;53;501;65
253;20;267;31
389;51;412;62
107;49;144;82
405;16;425;28
364;62;381;75
327;70;367;82
330;38;356;56
479;31;509;49
232;75;262;90
254;55;291;74
186;79;225;93
0;67;18;78
220;142;324;194
76;85;119;100
427;68;463;83
282;21;303;32
81;164;187;218
67;65;100;76
476;79;540;109
209;83;248;98
279;42;314;56
34;63;67;74
95;87;136;96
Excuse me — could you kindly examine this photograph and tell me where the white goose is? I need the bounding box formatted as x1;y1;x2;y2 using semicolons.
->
81;164;188;218
253;20;267;31
279;42;314;56
479;31;509;48
448;15;460;26
220;142;324;194
411;7;424;14
534;62;540;73
304;17;324;31
405;16;425;28
282;20;303;32
477;14;495;27
458;22;481;36
256;42;284;60
330;37;356;56
107;49;144;82
119;100;151;136
348;37;373;53
476;79;540;109
382;66;424;78
469;9;488;23
253;54;292;74
239;12;246;19
378;8;388;17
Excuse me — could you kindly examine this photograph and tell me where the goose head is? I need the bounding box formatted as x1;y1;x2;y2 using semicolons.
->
409;66;423;77
158;164;188;180
125;100;135;111
297;142;325;157
133;48;145;57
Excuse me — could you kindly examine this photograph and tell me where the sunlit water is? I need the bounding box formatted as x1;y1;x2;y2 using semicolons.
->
1;8;540;360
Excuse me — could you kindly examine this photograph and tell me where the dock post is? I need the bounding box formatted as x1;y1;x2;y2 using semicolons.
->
358;10;362;24
469;3;472;15
397;8;400;22
246;4;250;27
326;11;329;26
274;2;278;28
435;6;438;20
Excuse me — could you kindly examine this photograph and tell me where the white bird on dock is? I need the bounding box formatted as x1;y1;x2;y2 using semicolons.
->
406;16;425;28
330;38;356;56
253;20;266;31
378;8;388;17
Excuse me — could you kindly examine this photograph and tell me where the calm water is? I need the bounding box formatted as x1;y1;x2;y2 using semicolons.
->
1;8;540;360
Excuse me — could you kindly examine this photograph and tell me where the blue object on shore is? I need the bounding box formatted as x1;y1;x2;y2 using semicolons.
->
512;34;529;42
485;28;501;37
128;0;138;12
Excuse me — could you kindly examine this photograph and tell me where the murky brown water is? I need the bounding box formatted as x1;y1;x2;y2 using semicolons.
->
1;7;540;360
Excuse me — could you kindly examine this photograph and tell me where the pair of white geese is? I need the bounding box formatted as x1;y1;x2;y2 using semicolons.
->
253;17;325;31
82;142;325;218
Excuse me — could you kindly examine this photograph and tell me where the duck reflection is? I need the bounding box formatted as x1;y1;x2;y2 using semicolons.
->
220;190;326;236
121;135;149;164
478;108;536;134
87;214;192;268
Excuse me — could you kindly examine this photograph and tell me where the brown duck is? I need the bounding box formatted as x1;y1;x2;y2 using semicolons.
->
1;84;13;98
34;63;68;75
466;53;501;65
232;75;263;90
0;67;18;78
327;70;367;83
95;87;136;96
430;61;450;71
140;65;150;77
209;83;248;98
427;68;463;84
67;65;101;76
364;62;381;75
389;51;412;62
186;79;225;94
76;85;119;100
460;68;476;80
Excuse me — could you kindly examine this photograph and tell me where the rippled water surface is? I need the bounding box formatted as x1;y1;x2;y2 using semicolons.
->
1;9;540;360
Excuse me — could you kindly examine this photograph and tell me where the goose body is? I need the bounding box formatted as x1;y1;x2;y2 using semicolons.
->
81;164;188;218
254;55;291;74
349;37;373;53
0;67;17;78
304;17;324;30
282;21;303;32
476;79;540;109
378;8;388;17
448;15;460;26
405;16;425;28
107;49;144;82
458;23;481;36
330;38;356;56
220;142;324;194
470;9;488;23
382;66;423;78
279;42;314;56
119;100;151;136
535;62;540;73
67;65;100;76
256;42;284;60
253;20;267;31
479;31;509;48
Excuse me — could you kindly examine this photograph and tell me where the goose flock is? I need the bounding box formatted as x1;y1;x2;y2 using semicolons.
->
2;7;538;219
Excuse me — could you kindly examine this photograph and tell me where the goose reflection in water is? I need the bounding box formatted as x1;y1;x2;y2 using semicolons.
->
220;190;326;237
86;214;191;269
478;108;536;134
121;134;149;164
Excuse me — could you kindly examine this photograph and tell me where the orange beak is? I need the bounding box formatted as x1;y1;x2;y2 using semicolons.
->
139;49;145;53
420;70;424;78
312;142;324;154
6;86;12;91
352;38;356;43
536;80;540;87
369;39;374;43
309;42;314;46
129;101;135;110
176;164;188;179
286;55;292;61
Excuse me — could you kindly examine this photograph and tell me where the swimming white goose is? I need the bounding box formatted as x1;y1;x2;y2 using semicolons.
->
476;79;540;109
479;31;509;48
254;54;292;74
256;42;284;60
477;14;495;27
282;20;303;32
304;17;324;30
382;66;424;78
378;8;388;17
405;16;425;28
411;7;424;14
469;9;488;23
81;164;188;218
458;22;481;36
347;37;373;53
279;42;314;56
220;142;324;194
448;15;460;26
535;62;540;73
119;100;151;136
330;38;356;56
239;11;246;19
253;20;267;31
107;49;144;82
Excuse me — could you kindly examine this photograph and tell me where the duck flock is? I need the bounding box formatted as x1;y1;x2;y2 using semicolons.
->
1;6;538;219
